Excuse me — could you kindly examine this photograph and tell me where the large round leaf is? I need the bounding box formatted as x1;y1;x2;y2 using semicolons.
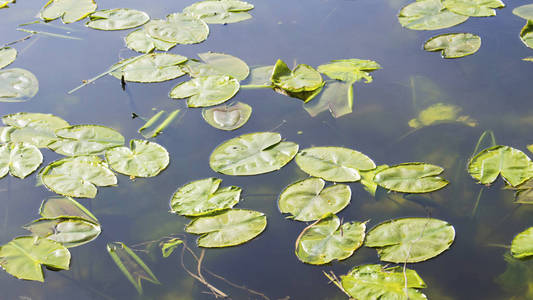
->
317;59;381;83
40;196;99;224
278;178;351;221
2;112;70;147
110;53;187;83
511;227;533;259
373;163;449;193
169;75;240;107
295;146;376;182
520;21;533;50
145;13;209;44
183;0;254;24
365;218;455;263
0;47;16;69
197;52;250;81
170;178;241;216
125;27;176;53
443;0;504;17
41;156;117;198
24;218;101;248
0;142;42;179
86;8;149;30
398;0;469;30
0;236;70;282
201;102;252;131
186;209;267;248
0;68;39;102
295;214;365;265
105;139;169;178
40;0;97;24
424;33;481;58
514;4;533;20
48;125;125;156
209;132;299;176
271;59;323;93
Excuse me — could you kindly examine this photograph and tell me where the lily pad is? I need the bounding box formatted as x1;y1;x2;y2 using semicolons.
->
24;218;101;248
360;165;389;196
295;147;376;182
365;217;455;263
278;178;351;221
105;139;169;178
41;156;117;198
183;0;254;24
271;59;323;95
398;0;469;30
209;132;299;176
202;102;252;131
424;33;481;58
468;145;533;187
0;47;16;69
303;81;353;118
161;238;183;258
408;103;477;128
125;27;177;53
242;65;274;88
0;68;39;102
511;227;533;259
0;236;70;282
196;52;250;81
373;163;449;193
295;214;365;265
48;125;125;156
145;13;209;44
0;142;43;179
169;75;240;107
170;178;241;216
443;0;504;17
520;21;533;49
185;209;267;248
40;0;97;24
86;8;150;31
317;59;381;83
2;112;70;148
514;4;533;20
39;196;98;223
110;53;187;83
341;264;427;300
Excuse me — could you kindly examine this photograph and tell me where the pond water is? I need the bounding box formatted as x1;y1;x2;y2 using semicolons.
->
2;0;533;299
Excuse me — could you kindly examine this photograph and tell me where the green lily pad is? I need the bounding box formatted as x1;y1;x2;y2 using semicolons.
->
408;103;477;129
170;177;241;216
24;218;101;248
0;47;16;69
161;238;183;258
317;59;381;83
2;112;70;148
0;142;42;179
209;132;299;176
365;217;455;263
398;0;469;30
48;125;125;156
40;0;97;24
511;227;533;259
303;81;353;118
169;75;240;107
145;13;209;44
0;236;70;282
520;21;533;50
185;209;267;248
183;0;254;24
196;52;250;81
360;165;389;196
271;59;323;95
0;68;39;102
295;147;376;182
295;214;365;265
201;102;252;131
424;33;481;58
341;264;427;300
39;196;99;223
373;163;449;193
278;178;351;221
468;145;533;187
105;139;169;178
86;8;150;30
242;65;274;88
110;53;187;83
125;27;177;53
514;4;533;20
41;156;117;198
443;0;504;17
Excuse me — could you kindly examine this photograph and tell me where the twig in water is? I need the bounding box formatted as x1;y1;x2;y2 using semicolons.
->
323;271;353;299
2;34;33;48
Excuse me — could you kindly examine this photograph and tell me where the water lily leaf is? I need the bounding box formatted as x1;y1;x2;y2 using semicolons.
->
48;125;125;156
0;142;42;179
202;102;252;131
279;178;351;221
170;177;241;216
105;139;169;178
41;156;117;198
0;236;70;282
209;132;299;176
138;109;180;138
0;0;14;9
185;209;267;248
468;145;533;187
107;242;160;295
341;264;427;300
514;4;533;20
317;59;380;83
242;65;274;88
40;0;97;24
0;47;16;69
408;103;477;129
86;8;150;31
110;53;187;83
374;163;448;193
303;81;353;118
496;254;533;299
520;20;533;50
169;75;240;108
0;68;39;102
183;0;254;24
360;165;389;196
443;0;504;17
125;27;177;53
295;147;376;182
39;196;98;223
2;112;70;147
511;227;533;259
145;13;209;44
271;59;323;96
24;218;101;248
424;33;481;58
161;238;183;258
398;0;469;30
365;217;455;263
197;52;250;81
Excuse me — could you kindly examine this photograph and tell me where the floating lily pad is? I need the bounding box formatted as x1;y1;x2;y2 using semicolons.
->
2;112;70;147
40;0;97;24
170;178;241;216
24;218;101;248
105;140;169;178
271;59;323;97
161;238;183;258
86;8;150;30
514;4;533;20
210;132;299;176
0;142;42;179
0;68;39;102
110;53;187;83
41;156;117;198
365;217;455;263
169;75;240;107
408;103;477;128
39;196;98;223
202;102;252;130
520;21;533;49
374;163;449;193
48;125;125;156
125;27;177;53
424;33;481;58
185;209;267;248
303;81;353;118
242;65;274;88
468;145;533;187
183;0;254;24
278;178;351;221
0;47;16;69
360;165;389;196
196;52;250;81
341;264;427;300
443;0;504;17
0;236;70;282
295;214;365;265
145;13;209;44
511;227;533;259
398;0;469;30
317;59;380;83
295;147;376;182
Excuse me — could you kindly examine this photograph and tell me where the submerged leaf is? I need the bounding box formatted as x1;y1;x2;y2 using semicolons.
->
511;227;533;259
0;47;17;69
0;68;39;102
145;13;209;44
514;4;533;20
125;27;177;53
161;238;183;258
105;140;169;178
169;75;240;107
86;8;150;31
2;112;70;148
398;0;469;30
0;142;42;179
202;102;252;131
520;21;533;50
443;0;504;17
271;59;323;95
40;0;97;24
39;196;98;223
183;0;254;24
374;163;449;193
110;53;187;83
303;81;353;118
317;59;380;83
424;33;481;58
24;218;101;248
48;125;125;156
408;103;477;128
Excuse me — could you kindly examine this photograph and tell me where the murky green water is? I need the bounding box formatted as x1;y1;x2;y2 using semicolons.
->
2;0;533;299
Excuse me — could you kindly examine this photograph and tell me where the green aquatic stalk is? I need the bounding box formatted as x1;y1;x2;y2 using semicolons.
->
138;111;165;135
471;130;496;158
153;109;180;137
16;28;82;40
471;187;484;218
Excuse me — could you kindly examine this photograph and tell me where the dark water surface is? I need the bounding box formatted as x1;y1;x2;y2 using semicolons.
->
1;0;533;299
